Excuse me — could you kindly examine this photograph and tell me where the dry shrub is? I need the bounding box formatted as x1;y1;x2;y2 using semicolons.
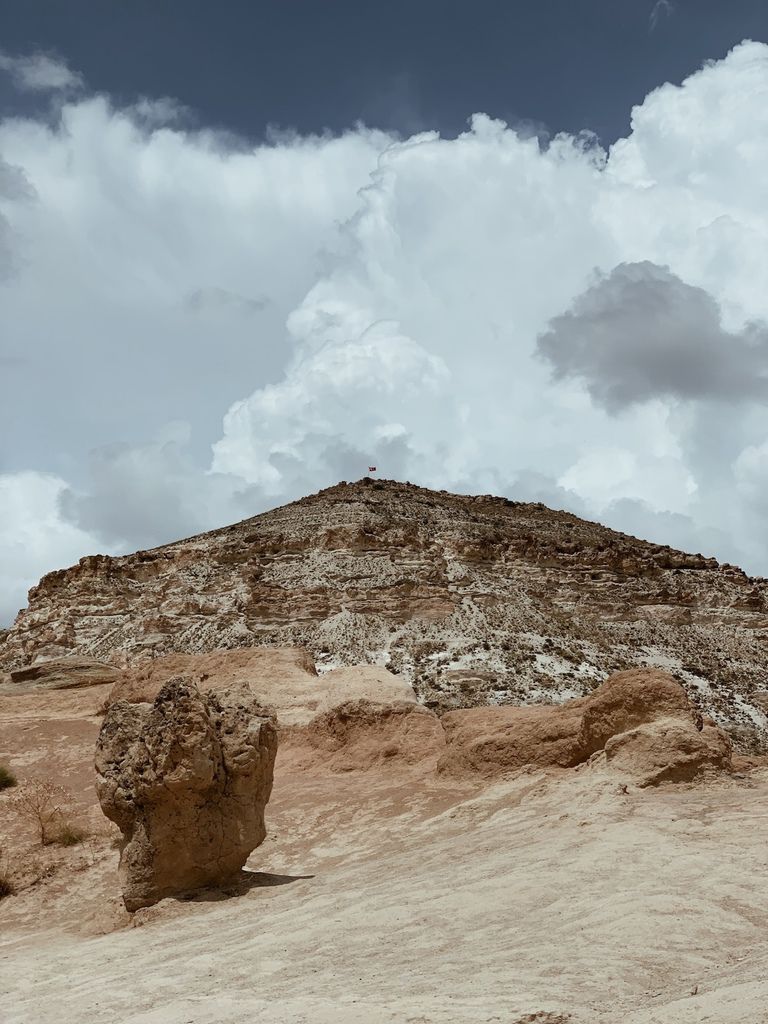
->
0;764;17;790
13;780;73;845
52;823;89;847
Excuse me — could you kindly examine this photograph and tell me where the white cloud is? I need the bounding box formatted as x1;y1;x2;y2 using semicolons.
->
4;42;768;624
0;51;83;93
0;474;101;626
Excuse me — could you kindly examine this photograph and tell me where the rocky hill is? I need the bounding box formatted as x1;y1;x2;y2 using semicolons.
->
2;478;768;750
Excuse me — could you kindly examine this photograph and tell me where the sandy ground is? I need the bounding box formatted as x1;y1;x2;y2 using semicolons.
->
1;688;768;1023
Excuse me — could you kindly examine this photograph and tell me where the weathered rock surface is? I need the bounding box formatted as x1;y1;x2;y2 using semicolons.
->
0;656;120;694
316;665;417;714
603;716;732;787
438;700;588;778
95;677;277;911
105;646;321;724
286;699;445;773
105;647;414;725
4;478;768;750
577;668;696;756
438;668;732;782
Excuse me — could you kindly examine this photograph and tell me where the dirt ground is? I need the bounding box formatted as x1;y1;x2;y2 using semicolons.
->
1;685;767;1024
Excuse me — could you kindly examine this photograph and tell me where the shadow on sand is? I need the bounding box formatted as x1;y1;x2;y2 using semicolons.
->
179;869;315;903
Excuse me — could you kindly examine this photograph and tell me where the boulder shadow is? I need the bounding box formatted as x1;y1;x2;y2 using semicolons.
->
180;869;315;903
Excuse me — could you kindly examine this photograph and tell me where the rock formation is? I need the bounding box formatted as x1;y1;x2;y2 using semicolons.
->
287;699;446;773
3;478;768;751
0;656;120;694
438;669;732;784
95;677;277;911
104;647;418;726
603;716;732;786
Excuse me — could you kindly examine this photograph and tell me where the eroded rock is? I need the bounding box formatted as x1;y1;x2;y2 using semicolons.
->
95;677;277;911
438;668;732;784
283;699;445;773
604;716;732;786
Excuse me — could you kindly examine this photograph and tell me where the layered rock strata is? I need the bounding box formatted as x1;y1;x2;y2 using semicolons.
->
4;478;768;750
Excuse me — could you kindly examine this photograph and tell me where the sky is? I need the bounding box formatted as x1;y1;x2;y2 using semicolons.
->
2;1;768;623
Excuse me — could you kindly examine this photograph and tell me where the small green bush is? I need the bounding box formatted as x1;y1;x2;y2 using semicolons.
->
0;764;17;791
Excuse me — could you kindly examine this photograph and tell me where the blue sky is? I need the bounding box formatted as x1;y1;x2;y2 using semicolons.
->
2;1;767;141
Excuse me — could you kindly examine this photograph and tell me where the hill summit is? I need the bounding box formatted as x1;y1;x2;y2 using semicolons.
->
2;477;767;750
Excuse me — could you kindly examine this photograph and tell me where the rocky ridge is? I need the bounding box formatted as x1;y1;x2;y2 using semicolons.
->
2;478;768;750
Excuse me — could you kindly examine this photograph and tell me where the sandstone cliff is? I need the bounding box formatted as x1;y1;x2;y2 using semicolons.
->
2;478;767;750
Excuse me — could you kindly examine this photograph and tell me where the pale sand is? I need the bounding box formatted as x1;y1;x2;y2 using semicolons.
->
1;686;767;1023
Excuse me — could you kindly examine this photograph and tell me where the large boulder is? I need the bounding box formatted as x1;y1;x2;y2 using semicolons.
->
95;677;277;911
604;716;732;786
578;668;696;755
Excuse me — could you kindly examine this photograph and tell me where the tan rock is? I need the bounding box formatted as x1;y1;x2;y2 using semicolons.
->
316;665;417;713
285;699;445;773
106;646;321;725
437;668;732;784
437;700;587;778
578;668;696;756
604;716;732;786
95;677;277;911
5;657;120;693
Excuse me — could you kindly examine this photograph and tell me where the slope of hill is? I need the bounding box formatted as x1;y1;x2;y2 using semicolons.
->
2;478;767;750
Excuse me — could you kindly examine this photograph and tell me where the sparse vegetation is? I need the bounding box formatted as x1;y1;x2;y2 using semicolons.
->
51;823;89;847
13;780;73;845
0;763;17;790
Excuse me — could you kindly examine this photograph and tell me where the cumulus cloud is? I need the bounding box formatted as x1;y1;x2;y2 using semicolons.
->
0;50;83;93
537;261;768;410
5;42;768;623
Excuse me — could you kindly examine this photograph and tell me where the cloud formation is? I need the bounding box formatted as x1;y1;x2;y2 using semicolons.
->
537;261;768;410
3;41;768;623
0;50;83;93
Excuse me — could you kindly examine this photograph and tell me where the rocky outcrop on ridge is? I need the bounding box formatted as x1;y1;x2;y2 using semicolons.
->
3;478;768;751
95;677;278;910
437;668;732;785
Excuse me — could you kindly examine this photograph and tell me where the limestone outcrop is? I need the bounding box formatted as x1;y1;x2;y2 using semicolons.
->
1;657;120;693
95;677;277;911
3;478;768;751
438;668;732;784
286;699;445;773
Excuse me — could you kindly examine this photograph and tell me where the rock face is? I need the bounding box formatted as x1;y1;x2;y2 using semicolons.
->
3;478;768;751
438;668;732;784
438;700;588;778
290;699;446;773
0;657;120;693
105;648;416;726
95;678;278;911
604;717;732;787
